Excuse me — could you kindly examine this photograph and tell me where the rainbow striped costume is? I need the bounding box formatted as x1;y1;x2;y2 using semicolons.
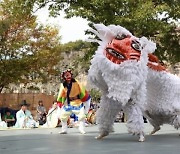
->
57;79;91;134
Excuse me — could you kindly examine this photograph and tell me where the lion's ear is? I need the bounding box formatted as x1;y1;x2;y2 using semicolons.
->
140;37;156;54
87;24;115;45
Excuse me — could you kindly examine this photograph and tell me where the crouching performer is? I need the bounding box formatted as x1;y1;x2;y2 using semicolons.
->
57;69;91;134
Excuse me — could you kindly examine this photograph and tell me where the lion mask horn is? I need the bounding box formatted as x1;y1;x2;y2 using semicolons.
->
88;24;156;54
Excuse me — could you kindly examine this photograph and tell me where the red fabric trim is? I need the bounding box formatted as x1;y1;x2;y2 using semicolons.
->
81;91;89;102
57;102;63;108
148;54;167;72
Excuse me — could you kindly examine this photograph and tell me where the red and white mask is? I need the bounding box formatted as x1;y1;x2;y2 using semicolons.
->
105;34;141;64
63;71;72;81
61;70;73;82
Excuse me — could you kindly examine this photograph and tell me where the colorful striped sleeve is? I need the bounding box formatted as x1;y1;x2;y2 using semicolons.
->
57;83;66;104
77;81;90;102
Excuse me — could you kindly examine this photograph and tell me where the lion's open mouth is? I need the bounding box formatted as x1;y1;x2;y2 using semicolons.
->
106;48;125;60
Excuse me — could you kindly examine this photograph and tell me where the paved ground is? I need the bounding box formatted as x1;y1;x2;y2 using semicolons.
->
0;123;179;154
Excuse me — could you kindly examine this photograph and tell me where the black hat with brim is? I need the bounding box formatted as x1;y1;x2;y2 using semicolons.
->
20;100;30;106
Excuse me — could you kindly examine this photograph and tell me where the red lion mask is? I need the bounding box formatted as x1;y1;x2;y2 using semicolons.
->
105;34;166;71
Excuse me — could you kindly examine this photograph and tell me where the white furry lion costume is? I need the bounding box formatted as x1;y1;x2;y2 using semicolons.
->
145;55;180;135
88;24;180;142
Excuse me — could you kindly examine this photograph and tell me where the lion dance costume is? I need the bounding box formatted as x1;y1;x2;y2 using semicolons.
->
88;24;180;142
57;69;91;134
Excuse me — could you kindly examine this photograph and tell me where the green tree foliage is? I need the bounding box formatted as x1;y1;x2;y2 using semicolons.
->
36;0;180;64
58;40;93;76
89;89;101;103
0;0;61;92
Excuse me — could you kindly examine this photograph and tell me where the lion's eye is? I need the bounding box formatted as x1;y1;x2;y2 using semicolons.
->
115;34;127;40
131;40;141;52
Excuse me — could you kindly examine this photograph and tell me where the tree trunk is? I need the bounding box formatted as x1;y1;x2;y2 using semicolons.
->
0;85;4;93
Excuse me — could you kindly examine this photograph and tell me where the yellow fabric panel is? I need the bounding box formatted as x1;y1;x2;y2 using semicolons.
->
70;99;82;106
57;81;83;106
57;84;66;102
69;82;81;97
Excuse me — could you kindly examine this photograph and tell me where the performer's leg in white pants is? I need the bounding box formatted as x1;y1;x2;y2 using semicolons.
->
73;107;86;134
59;109;71;134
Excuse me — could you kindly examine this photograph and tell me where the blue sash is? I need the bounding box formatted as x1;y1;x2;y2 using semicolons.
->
63;104;84;112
